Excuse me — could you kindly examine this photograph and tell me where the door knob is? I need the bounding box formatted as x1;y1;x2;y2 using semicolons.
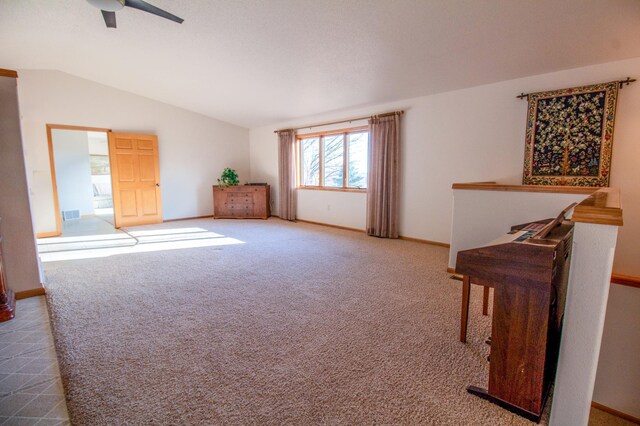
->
156;183;160;187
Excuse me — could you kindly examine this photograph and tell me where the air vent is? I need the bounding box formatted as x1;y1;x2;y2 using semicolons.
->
62;210;80;221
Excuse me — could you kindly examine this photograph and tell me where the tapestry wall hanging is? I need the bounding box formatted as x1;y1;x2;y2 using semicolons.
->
522;81;619;187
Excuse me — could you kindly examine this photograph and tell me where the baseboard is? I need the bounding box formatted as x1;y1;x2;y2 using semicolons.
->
36;231;61;238
295;219;365;234
611;273;640;289
399;236;450;248
15;287;46;300
591;401;640;424
294;218;450;248
164;215;214;223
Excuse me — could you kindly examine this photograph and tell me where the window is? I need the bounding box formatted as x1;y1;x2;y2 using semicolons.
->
298;127;368;190
300;137;320;186
90;155;110;175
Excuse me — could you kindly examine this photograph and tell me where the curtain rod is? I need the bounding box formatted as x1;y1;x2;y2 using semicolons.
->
274;110;404;134
516;77;636;99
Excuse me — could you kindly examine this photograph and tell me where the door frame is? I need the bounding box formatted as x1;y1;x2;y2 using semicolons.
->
42;124;112;238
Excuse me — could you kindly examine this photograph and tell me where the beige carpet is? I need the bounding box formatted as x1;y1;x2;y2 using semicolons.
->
43;218;548;425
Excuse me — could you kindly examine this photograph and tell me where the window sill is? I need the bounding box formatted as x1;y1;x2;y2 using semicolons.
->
297;186;366;193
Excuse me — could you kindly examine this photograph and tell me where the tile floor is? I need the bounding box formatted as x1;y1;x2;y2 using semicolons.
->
60;215;118;237
0;296;69;425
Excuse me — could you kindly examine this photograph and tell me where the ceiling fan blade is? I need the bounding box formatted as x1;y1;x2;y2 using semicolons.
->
101;10;117;28
124;0;184;24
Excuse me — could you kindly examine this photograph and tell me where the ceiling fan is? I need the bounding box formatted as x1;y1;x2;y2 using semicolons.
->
86;0;184;28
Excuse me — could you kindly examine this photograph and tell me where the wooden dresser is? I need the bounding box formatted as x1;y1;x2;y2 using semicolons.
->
213;185;270;219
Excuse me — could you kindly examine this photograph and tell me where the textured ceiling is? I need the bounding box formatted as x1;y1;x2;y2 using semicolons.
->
2;0;640;128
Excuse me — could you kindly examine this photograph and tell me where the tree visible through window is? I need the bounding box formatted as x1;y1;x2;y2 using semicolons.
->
301;138;320;186
299;128;368;189
348;132;367;188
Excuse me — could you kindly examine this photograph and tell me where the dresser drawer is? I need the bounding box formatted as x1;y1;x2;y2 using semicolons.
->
226;203;254;210
227;194;253;203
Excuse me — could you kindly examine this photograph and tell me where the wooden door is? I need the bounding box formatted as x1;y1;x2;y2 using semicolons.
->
108;133;162;228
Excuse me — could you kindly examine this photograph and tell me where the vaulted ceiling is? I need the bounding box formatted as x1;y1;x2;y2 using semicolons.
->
2;0;640;128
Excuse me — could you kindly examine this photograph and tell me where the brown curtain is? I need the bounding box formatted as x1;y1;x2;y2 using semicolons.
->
367;113;401;238
278;130;297;220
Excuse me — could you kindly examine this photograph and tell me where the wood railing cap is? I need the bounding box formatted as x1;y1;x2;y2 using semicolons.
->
572;187;623;226
451;182;594;195
0;69;18;78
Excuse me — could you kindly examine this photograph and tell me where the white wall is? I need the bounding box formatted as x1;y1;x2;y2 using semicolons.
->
551;222;619;426
52;129;94;217
593;283;640;419
297;190;366;230
250;57;640;417
17;70;250;234
250;56;640;277
0;75;42;293
448;189;590;269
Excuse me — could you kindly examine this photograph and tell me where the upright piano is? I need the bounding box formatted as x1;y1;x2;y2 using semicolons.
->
455;213;574;422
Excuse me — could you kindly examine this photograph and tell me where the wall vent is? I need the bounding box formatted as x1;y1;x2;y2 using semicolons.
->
62;210;80;221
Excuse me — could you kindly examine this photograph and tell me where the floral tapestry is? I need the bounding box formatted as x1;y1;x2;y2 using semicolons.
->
523;81;618;187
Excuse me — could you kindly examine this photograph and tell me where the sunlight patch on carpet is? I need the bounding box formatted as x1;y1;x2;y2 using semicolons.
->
39;227;243;262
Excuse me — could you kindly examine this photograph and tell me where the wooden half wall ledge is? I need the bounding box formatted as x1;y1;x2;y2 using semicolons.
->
571;187;623;227
452;183;623;226
0;69;18;78
449;185;632;286
451;182;595;194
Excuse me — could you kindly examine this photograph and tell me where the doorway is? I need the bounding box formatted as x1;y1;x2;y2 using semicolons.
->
38;125;164;258
42;125;164;235
48;126;118;237
37;125;139;254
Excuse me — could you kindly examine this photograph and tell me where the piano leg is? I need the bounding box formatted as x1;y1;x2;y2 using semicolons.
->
460;275;471;343
482;286;490;315
467;386;542;423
